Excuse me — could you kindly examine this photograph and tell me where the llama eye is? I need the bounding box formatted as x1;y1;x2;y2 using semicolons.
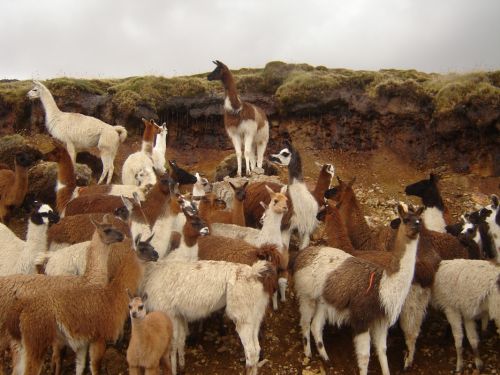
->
274;199;278;204
281;152;290;157
128;305;132;309
138;305;144;310
403;218;409;224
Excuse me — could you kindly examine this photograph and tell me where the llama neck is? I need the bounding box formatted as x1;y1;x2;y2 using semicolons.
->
422;207;447;233
140;184;170;224
26;220;49;253
11;163;29;205
379;231;419;324
288;151;303;183
231;199;245;226
257;209;284;249
56;150;77;189
39;86;61;122
154;131;167;153
111;250;144;296
312;170;332;203
222;73;241;112
325;208;355;253
339;198;372;250
84;231;111;285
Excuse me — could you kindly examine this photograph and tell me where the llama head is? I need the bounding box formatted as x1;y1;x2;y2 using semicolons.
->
324;176;356;205
316;162;335;178
14;151;36;168
466;207;492;225
29;201;59;226
180;198;210;238
141;118;162;136
207;60;229;81
27;81;44;100
404;174;442;207
90;214;124;245
194;173;212;194
394;203;423;240
168;160;197;185
133;233;159;262
229;180;249;202
264;185;288;215
269;147;292;166
128;290;148;320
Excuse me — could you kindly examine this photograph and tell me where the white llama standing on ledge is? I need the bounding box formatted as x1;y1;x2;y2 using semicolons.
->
27;80;127;184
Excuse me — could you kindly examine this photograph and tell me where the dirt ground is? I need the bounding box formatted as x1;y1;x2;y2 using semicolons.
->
8;132;500;375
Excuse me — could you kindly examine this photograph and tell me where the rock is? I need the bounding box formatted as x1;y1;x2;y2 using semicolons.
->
0;134;42;168
213;153;279;181
28;161;92;206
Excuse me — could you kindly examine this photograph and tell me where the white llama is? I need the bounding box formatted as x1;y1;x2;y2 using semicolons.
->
27;80;127;184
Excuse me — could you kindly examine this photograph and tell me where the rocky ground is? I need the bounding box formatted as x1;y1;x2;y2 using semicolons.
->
1;126;498;374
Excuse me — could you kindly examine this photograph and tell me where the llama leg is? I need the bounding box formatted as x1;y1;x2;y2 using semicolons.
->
243;135;254;175
444;308;465;373
310;303;329;362
272;291;278;311
353;331;371;375
371;322;390;375
464;318;483;370
235;323;259;375
89;340;106;375
480;311;489;333
144;367;160;375
75;345;89;375
298;297;317;358
66;141;77;164
400;286;431;370
256;140;267;171
10;341;22;375
98;151;112;184
229;134;243;177
51;339;65;375
177;318;188;372
161;350;172;375
278;276;288;303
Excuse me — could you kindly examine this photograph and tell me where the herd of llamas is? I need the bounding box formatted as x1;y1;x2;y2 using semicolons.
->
0;60;498;375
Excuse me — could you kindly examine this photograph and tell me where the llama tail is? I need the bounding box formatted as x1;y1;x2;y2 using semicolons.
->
251;260;278;297
114;126;128;143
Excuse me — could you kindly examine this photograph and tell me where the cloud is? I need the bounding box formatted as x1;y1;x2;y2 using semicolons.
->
0;0;499;79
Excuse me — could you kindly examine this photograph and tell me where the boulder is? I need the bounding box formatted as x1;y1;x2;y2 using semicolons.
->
0;134;42;168
213;153;279;182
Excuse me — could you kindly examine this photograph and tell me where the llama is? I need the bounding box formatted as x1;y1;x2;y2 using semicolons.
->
0;151;36;222
211;185;289;309
43;140;77;214
27;80;127;184
127;292;173;375
0;202;59;275
294;203;423;375
207;60;269;176
191;172;212;207
431;259;500;373
405;173;452;233
122;118;162;186
0;217;126;375
267;140;318;249
152;122;168;173
3;218;158;375
485;194;500;261
199;181;248;227
311;163;335;206
142;258;277;375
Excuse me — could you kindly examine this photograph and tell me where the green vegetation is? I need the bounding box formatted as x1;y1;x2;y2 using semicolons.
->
1;64;499;117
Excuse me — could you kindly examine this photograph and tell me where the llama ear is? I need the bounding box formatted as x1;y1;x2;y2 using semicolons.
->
145;233;155;243
89;215;102;229
260;201;268;210
491;194;499;209
229;181;236;191
347;177;357;187
242;180;249;189
132;192;141;206
280;185;288;194
265;185;274;196
415;206;424;216
126;288;134;300
314;161;323;168
336;176;342;184
142;293;148;302
134;234;142;248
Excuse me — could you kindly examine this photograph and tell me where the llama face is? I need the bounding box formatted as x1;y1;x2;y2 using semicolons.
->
325;164;335;177
269;148;292;166
129;296;147;319
27;82;42;100
15;152;36;168
134;234;159;262
207;60;228;81
168;160;197;185
30;203;60;225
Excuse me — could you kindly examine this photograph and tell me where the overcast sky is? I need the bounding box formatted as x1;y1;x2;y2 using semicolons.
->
1;0;499;79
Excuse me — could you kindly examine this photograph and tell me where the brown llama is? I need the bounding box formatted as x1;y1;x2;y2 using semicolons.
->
207;60;269;177
0;152;36;222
